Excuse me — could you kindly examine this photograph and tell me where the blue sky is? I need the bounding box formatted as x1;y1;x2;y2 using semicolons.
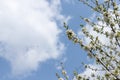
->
0;0;94;80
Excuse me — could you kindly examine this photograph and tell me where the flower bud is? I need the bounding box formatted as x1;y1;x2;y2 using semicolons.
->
58;78;64;80
62;70;67;75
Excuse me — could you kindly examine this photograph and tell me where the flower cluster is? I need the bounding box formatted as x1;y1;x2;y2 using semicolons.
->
61;0;120;80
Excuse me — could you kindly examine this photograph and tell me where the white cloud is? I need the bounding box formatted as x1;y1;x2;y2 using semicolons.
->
78;13;111;45
73;64;105;80
78;11;120;46
0;0;67;76
78;64;105;80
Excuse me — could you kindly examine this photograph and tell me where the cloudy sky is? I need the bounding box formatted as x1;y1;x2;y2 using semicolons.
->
0;0;94;80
